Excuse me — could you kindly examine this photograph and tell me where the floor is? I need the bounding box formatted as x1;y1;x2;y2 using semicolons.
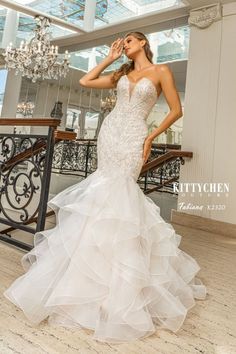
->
1;222;236;354
149;190;177;221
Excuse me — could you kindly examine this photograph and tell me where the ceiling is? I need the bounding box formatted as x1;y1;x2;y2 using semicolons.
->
0;0;231;96
0;0;184;29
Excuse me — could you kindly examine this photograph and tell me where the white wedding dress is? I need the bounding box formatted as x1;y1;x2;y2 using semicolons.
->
4;74;207;343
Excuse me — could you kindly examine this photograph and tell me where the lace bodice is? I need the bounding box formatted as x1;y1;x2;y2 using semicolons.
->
97;75;158;180
113;74;157;118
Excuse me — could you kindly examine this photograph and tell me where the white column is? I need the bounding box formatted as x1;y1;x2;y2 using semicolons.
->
79;108;86;138
0;70;22;120
83;0;96;31
0;9;21;133
177;2;236;224
149;32;158;63
2;9;19;48
88;47;97;71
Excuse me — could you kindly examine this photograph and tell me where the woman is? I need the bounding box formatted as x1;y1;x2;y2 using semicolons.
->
4;32;206;343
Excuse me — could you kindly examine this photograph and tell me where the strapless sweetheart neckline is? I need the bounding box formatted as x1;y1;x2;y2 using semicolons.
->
124;74;158;100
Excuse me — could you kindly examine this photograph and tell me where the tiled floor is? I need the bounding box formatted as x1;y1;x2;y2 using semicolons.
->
1;222;236;354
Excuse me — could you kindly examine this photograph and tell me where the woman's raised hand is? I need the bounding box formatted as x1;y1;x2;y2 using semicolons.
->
108;38;124;61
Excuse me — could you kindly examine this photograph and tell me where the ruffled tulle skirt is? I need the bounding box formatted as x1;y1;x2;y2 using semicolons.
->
3;169;206;343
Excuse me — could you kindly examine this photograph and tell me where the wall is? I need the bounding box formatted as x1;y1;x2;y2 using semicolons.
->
177;2;236;224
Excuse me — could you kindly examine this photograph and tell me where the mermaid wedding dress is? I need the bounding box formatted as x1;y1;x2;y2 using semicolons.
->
4;74;206;343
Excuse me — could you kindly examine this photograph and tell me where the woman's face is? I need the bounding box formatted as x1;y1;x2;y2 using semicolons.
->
123;35;145;59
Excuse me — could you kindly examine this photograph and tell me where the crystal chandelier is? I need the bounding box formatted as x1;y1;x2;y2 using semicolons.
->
16;101;35;116
3;15;70;83
100;89;117;113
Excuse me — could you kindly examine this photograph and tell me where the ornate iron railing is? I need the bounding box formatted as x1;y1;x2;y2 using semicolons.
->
52;139;97;177
0;118;61;250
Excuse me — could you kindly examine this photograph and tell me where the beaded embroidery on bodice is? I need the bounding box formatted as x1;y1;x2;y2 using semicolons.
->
125;75;157;103
97;75;157;180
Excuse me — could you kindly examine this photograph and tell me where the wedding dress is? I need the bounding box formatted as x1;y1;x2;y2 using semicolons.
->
3;74;207;343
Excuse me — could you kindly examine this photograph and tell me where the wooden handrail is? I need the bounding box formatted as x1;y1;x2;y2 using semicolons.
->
0;118;61;127
54;130;77;141
140;150;193;175
152;143;181;149
0;210;55;235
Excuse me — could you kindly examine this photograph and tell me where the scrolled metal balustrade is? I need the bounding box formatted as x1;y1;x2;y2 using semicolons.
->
0;118;64;250
0;135;46;225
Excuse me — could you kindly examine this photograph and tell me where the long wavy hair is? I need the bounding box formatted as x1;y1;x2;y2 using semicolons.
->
111;31;154;85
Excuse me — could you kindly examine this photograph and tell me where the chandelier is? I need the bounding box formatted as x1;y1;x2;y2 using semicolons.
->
16;101;35;116
100;89;117;113
3;15;70;83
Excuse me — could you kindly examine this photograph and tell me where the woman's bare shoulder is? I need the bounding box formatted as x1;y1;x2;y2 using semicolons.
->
153;63;171;74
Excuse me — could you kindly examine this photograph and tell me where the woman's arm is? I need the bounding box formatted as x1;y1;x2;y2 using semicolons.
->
147;64;183;142
142;64;183;164
79;38;124;89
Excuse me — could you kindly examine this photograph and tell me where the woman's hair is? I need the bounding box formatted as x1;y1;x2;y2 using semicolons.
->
111;31;153;85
